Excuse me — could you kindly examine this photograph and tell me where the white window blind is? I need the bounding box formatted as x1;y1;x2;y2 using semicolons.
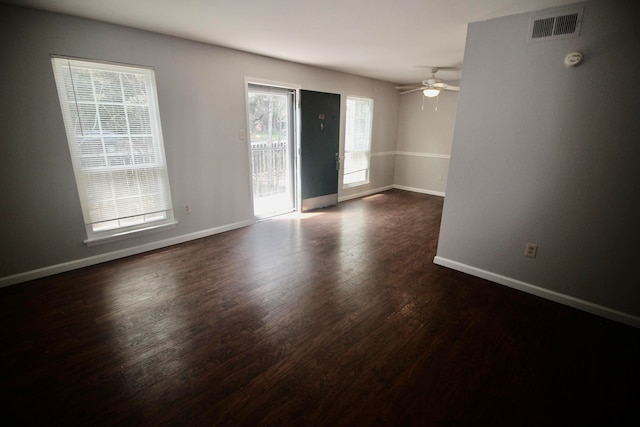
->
51;57;175;244
343;97;373;187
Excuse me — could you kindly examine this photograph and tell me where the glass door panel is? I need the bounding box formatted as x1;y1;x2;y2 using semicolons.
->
248;85;295;218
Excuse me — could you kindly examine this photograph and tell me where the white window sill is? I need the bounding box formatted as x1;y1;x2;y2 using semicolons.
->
84;221;177;247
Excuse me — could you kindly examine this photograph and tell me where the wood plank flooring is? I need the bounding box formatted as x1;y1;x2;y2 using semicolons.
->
2;189;639;426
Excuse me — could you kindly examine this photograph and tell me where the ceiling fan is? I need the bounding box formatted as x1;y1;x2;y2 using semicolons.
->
395;67;460;97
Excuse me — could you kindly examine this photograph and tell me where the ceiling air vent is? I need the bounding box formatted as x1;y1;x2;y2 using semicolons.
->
528;8;583;42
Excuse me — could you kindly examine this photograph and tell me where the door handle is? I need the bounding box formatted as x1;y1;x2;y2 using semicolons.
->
335;153;340;171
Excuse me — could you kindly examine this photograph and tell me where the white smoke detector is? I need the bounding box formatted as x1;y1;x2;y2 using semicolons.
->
564;51;583;67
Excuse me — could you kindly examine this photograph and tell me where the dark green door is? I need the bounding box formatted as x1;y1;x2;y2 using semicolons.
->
300;90;340;211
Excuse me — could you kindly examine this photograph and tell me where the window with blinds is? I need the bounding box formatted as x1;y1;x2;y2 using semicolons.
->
343;97;373;187
51;57;175;244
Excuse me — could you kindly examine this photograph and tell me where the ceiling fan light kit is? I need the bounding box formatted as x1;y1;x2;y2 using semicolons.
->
423;88;440;98
396;66;460;97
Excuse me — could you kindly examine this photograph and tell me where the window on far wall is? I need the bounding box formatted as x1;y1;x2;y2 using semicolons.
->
343;96;373;187
51;56;175;245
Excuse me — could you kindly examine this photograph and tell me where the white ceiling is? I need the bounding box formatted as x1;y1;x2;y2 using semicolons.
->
4;0;581;84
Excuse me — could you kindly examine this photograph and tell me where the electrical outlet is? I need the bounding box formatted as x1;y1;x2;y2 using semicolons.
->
524;243;538;258
184;203;191;214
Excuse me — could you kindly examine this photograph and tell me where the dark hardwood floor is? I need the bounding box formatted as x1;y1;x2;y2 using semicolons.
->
2;189;639;426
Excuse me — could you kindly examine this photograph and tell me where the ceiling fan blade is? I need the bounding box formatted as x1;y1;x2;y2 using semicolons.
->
395;84;423;90
432;82;460;91
399;87;426;95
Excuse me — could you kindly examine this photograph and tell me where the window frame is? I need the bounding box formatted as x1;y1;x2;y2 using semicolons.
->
343;96;374;188
51;56;176;245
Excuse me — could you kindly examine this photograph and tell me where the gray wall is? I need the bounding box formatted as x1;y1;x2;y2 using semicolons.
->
0;4;398;284
435;0;640;325
395;90;458;195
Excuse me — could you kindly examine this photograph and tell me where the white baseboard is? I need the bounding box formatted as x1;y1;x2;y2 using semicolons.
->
0;219;255;288
393;185;445;197
433;256;640;329
338;185;394;202
2;185;432;288
338;184;442;203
